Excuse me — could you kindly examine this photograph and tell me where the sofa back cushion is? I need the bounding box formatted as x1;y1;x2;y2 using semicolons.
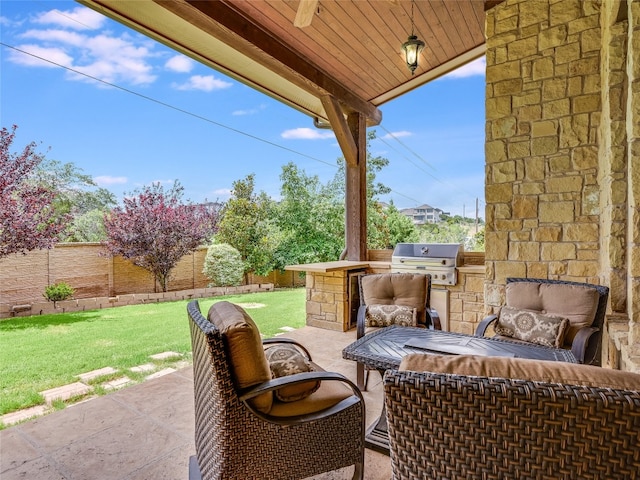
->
361;273;428;325
208;301;273;413
506;282;599;344
399;353;640;391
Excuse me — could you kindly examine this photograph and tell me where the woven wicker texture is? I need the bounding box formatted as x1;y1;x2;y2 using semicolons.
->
384;370;640;480
187;300;365;480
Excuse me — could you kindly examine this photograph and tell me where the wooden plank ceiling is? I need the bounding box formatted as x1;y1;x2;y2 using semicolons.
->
79;0;497;126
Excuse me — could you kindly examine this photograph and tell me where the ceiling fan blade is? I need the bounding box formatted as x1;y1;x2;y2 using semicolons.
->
294;0;318;28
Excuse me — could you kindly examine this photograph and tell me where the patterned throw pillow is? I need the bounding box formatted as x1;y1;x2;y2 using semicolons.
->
365;304;417;328
264;344;321;402
495;306;570;348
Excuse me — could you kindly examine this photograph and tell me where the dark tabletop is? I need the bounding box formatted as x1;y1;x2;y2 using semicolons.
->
342;325;577;370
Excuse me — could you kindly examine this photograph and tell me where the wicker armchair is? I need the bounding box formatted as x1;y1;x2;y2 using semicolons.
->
384;354;640;480
356;272;440;390
187;300;365;480
476;278;609;365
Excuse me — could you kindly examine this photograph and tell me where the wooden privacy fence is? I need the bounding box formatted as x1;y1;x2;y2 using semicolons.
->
0;243;305;318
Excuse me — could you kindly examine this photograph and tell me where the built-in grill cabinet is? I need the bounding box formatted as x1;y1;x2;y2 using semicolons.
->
391;243;464;286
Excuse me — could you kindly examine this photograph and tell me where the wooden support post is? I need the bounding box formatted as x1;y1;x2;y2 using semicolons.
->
321;95;367;261
345;112;367;261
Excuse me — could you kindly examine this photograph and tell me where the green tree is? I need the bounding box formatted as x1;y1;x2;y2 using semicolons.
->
216;174;276;280
466;228;485;252
385;201;418;246
418;222;468;244
31;159;117;241
66;209;108;242
272;163;344;269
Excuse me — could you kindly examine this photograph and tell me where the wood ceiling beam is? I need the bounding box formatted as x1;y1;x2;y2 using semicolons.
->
321;95;357;167
182;0;382;125
294;0;318;28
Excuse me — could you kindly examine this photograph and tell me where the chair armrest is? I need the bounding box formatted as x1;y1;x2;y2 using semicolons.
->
475;314;498;336
262;337;312;361
356;305;367;339
570;327;599;364
240;371;361;401
239;372;365;423
428;308;442;330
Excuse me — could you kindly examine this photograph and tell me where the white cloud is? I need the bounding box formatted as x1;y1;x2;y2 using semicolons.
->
381;131;412;140
8;44;73;68
233;104;267;116
14;27;157;85
34;6;106;31
165;55;193;73
94;175;128;186
21;28;85;46
213;188;232;197
172;75;232;91
281;128;335;140
445;57;486;79
7;10;158;86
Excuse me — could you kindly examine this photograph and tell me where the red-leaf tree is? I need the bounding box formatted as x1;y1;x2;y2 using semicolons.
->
103;181;217;292
0;125;70;258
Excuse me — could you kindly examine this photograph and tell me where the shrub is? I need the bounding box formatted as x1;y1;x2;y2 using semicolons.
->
44;282;75;305
203;243;244;287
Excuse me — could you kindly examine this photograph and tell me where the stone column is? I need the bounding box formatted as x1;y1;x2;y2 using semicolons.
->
485;0;603;316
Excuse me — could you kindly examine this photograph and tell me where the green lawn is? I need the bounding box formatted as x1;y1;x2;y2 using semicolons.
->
0;288;306;417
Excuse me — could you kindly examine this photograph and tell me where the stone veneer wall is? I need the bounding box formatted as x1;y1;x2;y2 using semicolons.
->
448;268;486;335
304;270;358;331
485;0;639;370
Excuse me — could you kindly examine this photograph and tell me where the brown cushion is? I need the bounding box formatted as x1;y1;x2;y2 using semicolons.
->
264;344;321;402
495;306;569;348
269;377;354;417
365;304;417;328
361;273;428;325
506;282;599;344
207;301;272;414
400;354;640;391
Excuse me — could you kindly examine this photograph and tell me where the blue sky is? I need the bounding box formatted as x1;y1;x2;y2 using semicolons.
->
1;1;486;217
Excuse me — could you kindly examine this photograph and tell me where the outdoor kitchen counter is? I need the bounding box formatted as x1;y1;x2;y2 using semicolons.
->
285;260;485;332
285;260;369;273
286;261;370;331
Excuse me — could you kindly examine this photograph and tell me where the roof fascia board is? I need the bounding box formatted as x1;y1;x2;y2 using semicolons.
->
371;44;486;106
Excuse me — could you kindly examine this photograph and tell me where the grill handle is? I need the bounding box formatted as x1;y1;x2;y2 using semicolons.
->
398;258;448;266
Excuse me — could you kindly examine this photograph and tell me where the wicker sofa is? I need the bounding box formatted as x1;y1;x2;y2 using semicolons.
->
384;354;640;480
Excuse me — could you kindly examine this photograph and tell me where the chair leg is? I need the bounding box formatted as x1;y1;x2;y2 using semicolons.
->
189;456;202;480
356;362;368;391
352;461;364;480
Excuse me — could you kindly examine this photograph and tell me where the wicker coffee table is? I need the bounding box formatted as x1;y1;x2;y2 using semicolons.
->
342;325;577;454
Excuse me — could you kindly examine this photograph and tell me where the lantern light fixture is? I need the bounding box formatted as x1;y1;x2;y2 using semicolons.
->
401;0;425;75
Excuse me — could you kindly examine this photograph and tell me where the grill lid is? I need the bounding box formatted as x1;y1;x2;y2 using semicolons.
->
392;243;463;261
392;243;463;266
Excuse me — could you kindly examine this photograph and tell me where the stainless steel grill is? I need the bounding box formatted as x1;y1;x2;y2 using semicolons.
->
391;243;464;286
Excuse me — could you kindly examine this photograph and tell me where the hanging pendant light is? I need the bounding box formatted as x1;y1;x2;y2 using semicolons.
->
402;0;425;75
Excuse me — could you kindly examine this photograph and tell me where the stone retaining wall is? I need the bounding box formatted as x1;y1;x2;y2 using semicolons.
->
0;243;303;319
1;283;275;318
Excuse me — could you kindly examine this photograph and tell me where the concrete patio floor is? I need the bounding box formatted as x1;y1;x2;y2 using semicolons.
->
0;326;393;480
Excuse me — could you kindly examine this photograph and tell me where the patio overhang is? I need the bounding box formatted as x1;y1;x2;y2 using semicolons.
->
77;0;501;260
